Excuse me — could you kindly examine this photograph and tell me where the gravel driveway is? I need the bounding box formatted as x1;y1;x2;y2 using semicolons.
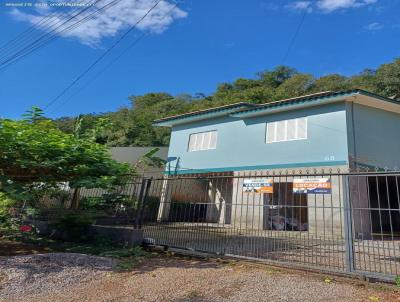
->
0;253;399;302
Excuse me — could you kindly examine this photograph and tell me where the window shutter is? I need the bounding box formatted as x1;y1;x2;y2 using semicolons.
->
266;122;276;143
287;118;296;140
276;120;286;142
202;132;209;150
196;132;204;150
209;131;217;149
266;117;308;143
188;134;196;152
297;117;307;139
188;131;218;151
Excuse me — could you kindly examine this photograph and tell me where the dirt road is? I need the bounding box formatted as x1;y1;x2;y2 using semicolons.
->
1;253;399;302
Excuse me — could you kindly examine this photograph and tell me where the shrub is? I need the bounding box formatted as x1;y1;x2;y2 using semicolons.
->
0;193;16;227
51;210;104;241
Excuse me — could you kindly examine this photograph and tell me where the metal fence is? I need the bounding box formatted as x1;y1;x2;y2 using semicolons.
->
132;171;400;281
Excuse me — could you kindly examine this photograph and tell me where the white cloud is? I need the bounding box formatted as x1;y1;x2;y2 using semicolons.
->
288;0;377;13
317;0;377;12
10;0;187;47
286;1;313;12
364;22;383;31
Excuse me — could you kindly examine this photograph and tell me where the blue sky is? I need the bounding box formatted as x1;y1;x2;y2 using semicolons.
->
0;0;399;118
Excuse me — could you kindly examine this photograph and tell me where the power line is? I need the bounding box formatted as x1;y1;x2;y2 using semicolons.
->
0;0;94;54
48;33;148;114
0;7;62;52
0;0;100;64
281;8;308;65
50;0;182;114
44;0;165;111
0;0;123;71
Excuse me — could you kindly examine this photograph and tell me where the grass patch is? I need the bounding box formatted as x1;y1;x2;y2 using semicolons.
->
395;276;400;288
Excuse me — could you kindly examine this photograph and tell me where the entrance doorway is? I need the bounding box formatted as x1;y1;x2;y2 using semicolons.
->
368;176;400;236
263;182;308;231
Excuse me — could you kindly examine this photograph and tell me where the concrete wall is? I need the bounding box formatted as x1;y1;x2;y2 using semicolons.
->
346;103;400;170
157;176;233;224
167;102;349;174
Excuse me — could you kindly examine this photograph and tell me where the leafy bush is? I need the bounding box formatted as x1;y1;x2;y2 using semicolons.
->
79;196;107;210
395;275;400;288
80;193;137;211
0;107;133;205
0;193;16;227
51;210;103;241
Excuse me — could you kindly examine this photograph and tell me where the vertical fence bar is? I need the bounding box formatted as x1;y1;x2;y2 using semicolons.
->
137;178;151;229
135;171;400;279
343;174;355;273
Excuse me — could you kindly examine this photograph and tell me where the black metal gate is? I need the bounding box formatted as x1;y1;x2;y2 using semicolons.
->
137;171;400;280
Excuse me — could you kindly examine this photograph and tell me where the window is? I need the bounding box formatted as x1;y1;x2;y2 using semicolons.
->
266;117;307;143
188;130;218;152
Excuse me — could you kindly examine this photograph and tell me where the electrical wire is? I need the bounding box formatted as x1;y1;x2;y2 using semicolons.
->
0;0;101;64
0;0;99;58
281;7;308;65
49;0;182;114
0;0;124;71
44;0;165;111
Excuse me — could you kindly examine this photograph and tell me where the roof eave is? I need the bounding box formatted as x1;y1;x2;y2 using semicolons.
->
153;104;256;127
230;91;359;118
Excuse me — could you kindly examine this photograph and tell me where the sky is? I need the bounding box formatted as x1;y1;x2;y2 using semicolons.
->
0;0;399;119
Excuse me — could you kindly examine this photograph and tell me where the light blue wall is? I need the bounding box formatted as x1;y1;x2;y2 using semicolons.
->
167;102;349;174
347;103;400;170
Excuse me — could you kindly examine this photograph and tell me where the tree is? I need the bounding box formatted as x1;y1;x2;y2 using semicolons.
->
348;69;377;92
130;92;174;109
257;66;298;88
375;58;400;99
0;107;132;203
275;74;314;99
52;58;400;148
311;74;350;92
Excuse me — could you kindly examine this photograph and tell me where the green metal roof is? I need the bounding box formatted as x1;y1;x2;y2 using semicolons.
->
153;89;400;127
153;102;258;127
230;89;399;118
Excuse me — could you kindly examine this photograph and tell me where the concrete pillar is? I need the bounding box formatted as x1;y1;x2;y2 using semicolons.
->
206;180;228;224
157;177;172;222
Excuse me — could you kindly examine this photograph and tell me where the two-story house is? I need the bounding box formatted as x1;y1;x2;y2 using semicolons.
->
153;90;400;237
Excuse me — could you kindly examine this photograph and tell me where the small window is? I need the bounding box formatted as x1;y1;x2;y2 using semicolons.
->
266;117;307;143
188;131;218;152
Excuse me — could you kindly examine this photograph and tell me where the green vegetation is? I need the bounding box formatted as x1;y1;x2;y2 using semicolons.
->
0;193;15;226
395;275;400;288
0;225;148;270
0;107;133;206
53;59;400;147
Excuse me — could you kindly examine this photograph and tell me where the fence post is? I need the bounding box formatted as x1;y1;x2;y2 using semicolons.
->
136;178;151;229
157;176;172;222
343;174;355;273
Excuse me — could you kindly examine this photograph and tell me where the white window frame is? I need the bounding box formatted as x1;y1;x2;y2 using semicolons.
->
266;117;308;144
188;130;218;152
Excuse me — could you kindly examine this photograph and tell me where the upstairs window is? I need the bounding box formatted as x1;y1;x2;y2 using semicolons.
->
266;117;307;143
188;130;218;152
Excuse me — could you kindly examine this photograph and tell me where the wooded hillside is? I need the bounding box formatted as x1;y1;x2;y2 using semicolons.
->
54;58;400;146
